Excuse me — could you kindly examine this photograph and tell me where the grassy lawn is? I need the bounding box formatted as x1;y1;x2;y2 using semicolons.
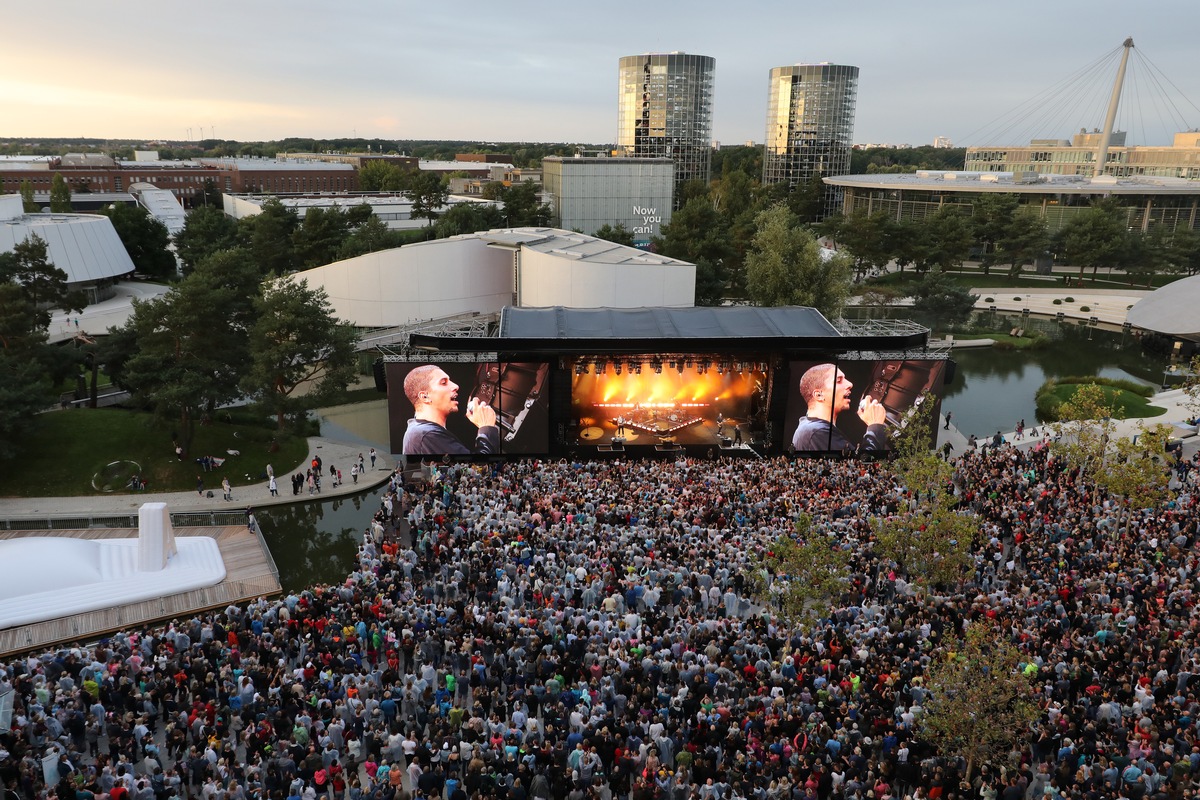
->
1042;383;1166;420
0;408;310;497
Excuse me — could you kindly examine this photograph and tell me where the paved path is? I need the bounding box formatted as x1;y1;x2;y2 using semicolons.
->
0;437;398;519
49;280;169;343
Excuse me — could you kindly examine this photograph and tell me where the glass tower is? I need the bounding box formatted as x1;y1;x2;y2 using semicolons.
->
618;53;715;205
762;63;859;216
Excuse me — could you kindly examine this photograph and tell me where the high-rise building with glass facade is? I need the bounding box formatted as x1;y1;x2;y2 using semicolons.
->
762;63;859;216
617;53;715;205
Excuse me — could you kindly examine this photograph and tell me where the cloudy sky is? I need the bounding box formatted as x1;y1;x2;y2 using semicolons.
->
4;0;1199;148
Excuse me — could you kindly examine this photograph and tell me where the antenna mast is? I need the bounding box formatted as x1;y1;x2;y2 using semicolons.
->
1094;37;1134;179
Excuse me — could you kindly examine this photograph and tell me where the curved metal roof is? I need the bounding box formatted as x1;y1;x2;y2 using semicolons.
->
0;213;135;284
1127;274;1200;339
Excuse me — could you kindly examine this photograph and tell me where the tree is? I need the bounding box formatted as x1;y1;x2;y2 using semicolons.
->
744;204;852;318
970;194;1019;275
1182;355;1200;419
912;206;973;273
592;223;635;247
748;513;852;628
1054;198;1129;282
49;173;72;212
1051;382;1174;515
18;180;37;213
113;253;260;455
822;211;898;281
241;198;299;275
0;347;54;460
338;216;409;259
241;279;358;431
175;205;240;274
1050;382;1120;482
432;203;503;240
498;180;550;227
293;206;354;269
97;203;175;279
406;171;449;226
910;268;978;333
656;197;734;304
0;234;85;334
919;625;1038;780
996;210;1050;279
872;394;975;592
358;160;407;192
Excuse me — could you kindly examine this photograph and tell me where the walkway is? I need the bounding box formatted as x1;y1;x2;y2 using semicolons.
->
0;437;397;520
48;280;169;343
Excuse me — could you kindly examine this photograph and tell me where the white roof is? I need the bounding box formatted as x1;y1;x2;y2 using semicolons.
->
132;186;187;236
1127;273;1200;339
0;213;135;284
471;227;692;267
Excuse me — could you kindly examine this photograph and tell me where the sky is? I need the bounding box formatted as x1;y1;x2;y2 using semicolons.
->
4;1;1200;149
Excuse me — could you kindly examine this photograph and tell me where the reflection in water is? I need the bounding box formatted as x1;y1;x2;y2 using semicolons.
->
259;489;380;591
940;316;1163;440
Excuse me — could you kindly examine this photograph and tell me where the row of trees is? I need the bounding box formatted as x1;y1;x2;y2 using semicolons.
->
825;195;1200;285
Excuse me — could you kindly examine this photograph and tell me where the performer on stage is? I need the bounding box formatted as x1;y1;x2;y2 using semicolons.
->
792;363;888;452
402;365;499;455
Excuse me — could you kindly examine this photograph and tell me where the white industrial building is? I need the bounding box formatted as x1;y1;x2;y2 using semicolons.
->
0;195;135;302
290;227;696;329
541;156;674;246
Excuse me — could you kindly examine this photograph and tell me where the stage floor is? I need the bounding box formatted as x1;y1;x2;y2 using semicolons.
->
575;415;750;447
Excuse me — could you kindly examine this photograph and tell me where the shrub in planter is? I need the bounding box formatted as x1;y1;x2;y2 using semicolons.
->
1080;305;1091;312
1064;297;1074;303
1052;298;1063;305
984;297;994;303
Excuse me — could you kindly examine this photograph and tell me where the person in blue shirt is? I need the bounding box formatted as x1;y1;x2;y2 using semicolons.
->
402;365;499;456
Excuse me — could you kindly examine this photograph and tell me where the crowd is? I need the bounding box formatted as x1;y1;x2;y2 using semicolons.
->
1;443;1198;800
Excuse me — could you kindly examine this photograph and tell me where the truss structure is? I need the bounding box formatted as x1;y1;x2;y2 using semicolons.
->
361;312;499;362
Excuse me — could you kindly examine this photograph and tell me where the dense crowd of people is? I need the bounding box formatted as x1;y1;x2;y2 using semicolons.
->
1;444;1198;800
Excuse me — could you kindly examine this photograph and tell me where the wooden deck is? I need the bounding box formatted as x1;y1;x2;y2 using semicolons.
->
0;525;280;657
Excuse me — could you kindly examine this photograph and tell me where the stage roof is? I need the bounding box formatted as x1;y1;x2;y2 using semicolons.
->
501;306;840;338
410;306;930;354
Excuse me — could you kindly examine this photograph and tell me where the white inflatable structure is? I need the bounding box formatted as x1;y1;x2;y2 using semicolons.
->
0;503;226;630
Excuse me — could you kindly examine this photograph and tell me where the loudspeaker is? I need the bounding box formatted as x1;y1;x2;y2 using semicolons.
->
372;358;387;393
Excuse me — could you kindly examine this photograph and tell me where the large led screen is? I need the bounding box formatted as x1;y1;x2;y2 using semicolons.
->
570;358;768;448
784;359;946;454
386;362;549;456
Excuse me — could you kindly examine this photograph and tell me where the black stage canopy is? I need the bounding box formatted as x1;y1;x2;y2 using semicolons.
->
409;306;929;355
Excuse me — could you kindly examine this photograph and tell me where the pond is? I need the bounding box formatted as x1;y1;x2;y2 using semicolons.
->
932;312;1165;441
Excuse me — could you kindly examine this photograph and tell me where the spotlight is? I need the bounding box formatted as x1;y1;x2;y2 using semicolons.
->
653;360;663;374
614;362;622;375
634;363;642;375
574;362;585;375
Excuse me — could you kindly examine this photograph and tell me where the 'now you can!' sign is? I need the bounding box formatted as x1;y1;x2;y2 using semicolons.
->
632;205;660;236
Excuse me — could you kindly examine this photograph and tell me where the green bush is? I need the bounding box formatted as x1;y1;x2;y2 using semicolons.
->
1052;298;1063;305
1064;297;1075;303
1080;305;1091;312
1054;375;1153;397
984;297;994;303
1013;296;1022;301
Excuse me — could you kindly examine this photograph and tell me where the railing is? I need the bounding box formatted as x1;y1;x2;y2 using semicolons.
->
0;511;249;531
